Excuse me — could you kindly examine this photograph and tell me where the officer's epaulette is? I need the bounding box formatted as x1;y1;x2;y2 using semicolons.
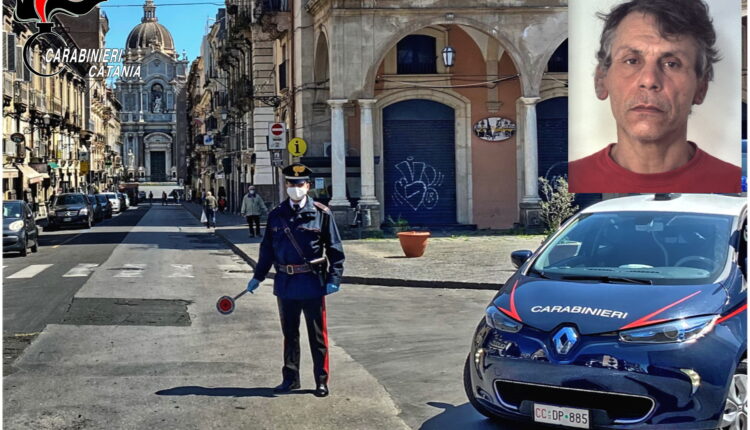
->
313;202;330;213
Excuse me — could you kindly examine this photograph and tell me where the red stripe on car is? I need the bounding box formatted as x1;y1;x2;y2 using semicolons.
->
717;303;747;324
620;290;702;330
499;280;522;322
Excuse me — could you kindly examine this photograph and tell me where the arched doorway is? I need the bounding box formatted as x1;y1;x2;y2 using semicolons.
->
383;99;456;226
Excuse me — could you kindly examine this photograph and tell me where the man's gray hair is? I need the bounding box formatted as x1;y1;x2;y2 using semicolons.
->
596;0;720;81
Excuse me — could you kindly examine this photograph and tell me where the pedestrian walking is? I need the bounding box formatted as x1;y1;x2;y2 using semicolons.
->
246;163;345;398
204;191;218;228
162;191;167;206
240;185;267;237
148;191;153;205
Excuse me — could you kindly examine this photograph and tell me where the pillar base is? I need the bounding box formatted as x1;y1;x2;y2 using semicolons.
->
357;201;381;231
519;201;542;228
330;204;352;230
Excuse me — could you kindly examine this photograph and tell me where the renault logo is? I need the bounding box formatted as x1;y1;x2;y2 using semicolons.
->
553;326;579;355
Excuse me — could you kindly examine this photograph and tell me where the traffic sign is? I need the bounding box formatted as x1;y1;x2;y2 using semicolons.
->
271;150;283;167
268;122;286;150
288;137;307;157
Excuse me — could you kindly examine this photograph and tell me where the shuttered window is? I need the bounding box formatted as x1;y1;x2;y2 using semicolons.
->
6;33;16;72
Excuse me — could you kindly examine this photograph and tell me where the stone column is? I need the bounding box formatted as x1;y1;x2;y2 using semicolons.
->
517;96;542;227
145;149;151;180
166;147;172;179
327;99;349;208
357;99;380;230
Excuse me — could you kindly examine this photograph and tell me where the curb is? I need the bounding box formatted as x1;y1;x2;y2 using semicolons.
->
182;203;501;290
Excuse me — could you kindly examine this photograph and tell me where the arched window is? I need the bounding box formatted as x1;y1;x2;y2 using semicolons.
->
397;35;436;74
547;40;568;73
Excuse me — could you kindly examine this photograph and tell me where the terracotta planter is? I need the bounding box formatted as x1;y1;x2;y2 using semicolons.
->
397;231;431;258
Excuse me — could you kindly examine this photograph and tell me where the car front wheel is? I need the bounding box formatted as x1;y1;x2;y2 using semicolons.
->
721;358;747;430
19;236;28;257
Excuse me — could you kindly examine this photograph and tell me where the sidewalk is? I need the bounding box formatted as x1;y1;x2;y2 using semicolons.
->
183;201;545;289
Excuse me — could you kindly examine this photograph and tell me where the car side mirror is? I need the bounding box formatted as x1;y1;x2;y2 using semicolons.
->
511;250;533;269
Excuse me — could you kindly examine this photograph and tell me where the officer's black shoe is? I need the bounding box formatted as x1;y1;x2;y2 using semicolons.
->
314;383;329;397
273;380;300;393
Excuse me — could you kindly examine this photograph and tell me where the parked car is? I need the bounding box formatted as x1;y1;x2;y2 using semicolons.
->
104;193;121;213
3;200;39;256
46;193;94;230
138;191;146;201
88;195;104;223
116;192;127;210
464;193;747;429
96;194;113;219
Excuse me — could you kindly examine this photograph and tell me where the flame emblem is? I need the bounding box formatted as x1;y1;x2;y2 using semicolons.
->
14;0;107;24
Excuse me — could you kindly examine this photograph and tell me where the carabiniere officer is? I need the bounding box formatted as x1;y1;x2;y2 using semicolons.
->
246;163;345;397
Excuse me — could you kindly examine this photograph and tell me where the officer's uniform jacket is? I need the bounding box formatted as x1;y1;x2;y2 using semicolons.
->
253;197;345;300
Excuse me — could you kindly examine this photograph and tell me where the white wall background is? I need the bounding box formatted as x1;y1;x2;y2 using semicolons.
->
569;0;741;166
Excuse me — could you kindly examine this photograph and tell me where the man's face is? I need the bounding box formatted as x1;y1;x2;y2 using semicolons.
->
248;187;255;193
595;12;709;145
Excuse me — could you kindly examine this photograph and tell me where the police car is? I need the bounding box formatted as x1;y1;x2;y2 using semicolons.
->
464;194;747;429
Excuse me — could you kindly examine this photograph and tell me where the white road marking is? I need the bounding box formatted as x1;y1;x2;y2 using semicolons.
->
113;263;146;278
7;264;54;279
63;263;99;277
168;264;194;278
218;264;254;279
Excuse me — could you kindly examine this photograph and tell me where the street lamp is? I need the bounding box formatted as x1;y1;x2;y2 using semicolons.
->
442;45;456;68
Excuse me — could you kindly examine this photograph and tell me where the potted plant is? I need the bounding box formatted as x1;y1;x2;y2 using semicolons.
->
397;230;431;258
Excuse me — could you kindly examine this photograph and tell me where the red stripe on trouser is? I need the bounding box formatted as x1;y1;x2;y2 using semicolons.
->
322;297;330;378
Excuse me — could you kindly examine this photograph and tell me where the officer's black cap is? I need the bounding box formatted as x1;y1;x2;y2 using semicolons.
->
282;163;312;184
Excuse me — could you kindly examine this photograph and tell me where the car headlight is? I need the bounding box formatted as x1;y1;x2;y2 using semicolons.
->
8;220;24;232
78;208;88;215
619;315;717;343
486;305;523;333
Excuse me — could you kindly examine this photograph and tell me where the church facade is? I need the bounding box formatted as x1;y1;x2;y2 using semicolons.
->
115;0;188;183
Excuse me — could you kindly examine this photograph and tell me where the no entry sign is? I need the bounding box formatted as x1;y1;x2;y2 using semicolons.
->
268;122;286;150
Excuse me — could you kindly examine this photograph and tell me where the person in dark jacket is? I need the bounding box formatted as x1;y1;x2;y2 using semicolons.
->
246;163;344;398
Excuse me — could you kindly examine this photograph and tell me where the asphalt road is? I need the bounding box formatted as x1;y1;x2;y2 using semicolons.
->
3;204;522;429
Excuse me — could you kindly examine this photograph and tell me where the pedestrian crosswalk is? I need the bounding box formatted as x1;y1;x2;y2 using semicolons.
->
6;264;54;279
2;263;253;281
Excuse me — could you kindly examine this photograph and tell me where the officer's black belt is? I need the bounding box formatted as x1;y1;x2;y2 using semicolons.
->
275;263;313;275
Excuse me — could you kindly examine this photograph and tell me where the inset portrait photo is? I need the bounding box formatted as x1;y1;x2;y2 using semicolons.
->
568;0;742;193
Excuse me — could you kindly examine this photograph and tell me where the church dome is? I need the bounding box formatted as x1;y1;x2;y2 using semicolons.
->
125;0;175;54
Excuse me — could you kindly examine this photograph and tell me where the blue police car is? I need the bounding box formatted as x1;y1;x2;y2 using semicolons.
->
464;194;747;429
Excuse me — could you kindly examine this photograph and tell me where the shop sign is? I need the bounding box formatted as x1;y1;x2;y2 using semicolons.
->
473;117;516;142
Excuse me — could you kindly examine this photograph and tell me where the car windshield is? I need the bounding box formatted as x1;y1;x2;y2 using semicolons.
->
97;195;108;203
530;211;734;285
3;202;22;219
105;194;117;200
55;195;85;205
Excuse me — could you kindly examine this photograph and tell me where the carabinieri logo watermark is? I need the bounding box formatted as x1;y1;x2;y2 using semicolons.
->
13;0;141;78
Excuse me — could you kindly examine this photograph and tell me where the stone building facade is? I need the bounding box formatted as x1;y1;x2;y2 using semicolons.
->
115;0;188;183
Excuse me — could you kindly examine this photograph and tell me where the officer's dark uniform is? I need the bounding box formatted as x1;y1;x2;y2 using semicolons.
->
251;163;345;396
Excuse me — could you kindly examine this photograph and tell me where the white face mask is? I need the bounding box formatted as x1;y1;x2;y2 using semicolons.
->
286;186;307;201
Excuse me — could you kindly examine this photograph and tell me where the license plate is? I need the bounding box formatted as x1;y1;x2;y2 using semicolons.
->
63;217;71;222
533;403;589;429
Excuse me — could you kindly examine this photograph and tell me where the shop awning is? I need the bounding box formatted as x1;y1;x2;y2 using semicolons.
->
48;162;60;169
17;164;43;184
3;166;19;179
